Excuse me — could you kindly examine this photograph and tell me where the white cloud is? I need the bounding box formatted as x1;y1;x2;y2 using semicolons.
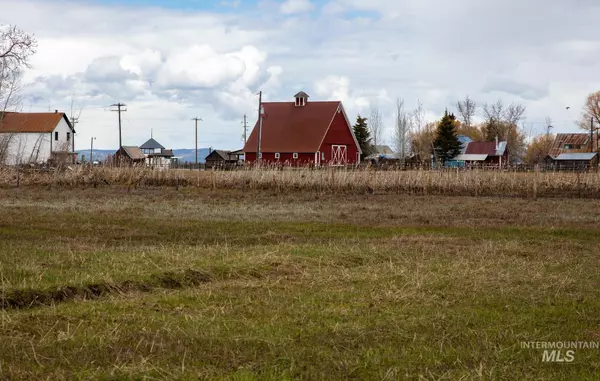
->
2;0;600;150
280;0;315;15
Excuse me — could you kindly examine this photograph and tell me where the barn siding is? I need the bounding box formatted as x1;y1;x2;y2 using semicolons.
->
245;152;315;165
319;110;359;164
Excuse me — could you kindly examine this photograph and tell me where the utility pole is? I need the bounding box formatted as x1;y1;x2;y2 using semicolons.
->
591;117;594;153
192;117;202;167
90;137;96;164
256;91;263;164
242;114;247;144
110;103;127;149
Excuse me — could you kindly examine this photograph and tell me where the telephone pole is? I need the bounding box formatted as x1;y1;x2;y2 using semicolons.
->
256;91;263;164
591;117;594;153
242;114;248;144
110;103;127;149
191;117;202;167
90;137;96;164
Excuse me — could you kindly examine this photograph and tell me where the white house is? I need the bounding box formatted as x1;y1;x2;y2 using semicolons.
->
0;111;75;165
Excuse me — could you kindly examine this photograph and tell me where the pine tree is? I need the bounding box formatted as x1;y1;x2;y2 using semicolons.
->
433;111;462;164
353;115;373;159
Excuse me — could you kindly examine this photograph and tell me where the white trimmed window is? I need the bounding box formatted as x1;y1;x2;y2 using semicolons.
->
275;153;280;159
258;153;262;159
321;152;325;160
293;153;298;159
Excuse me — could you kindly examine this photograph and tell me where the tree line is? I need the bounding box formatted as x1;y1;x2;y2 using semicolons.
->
354;91;600;166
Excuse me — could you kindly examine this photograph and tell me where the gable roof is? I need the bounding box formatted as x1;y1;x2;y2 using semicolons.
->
0;112;73;133
548;133;595;157
294;91;310;98
375;145;394;154
243;101;344;153
140;138;165;150
120;146;145;160
465;141;507;156
206;149;239;161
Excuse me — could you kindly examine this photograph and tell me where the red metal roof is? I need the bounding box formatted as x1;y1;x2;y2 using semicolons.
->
465;141;502;156
548;133;597;157
0;112;70;133
243;101;341;153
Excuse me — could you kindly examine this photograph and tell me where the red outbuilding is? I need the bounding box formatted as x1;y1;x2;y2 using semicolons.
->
243;92;361;166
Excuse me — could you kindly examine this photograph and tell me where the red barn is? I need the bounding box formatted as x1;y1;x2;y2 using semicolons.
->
243;92;361;166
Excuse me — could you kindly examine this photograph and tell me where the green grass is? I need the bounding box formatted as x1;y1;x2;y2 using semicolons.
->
0;188;600;380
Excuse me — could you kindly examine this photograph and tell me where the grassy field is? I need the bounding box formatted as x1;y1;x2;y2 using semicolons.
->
1;187;600;380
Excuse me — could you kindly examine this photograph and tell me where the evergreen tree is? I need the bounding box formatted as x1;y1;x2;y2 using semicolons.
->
353;115;373;159
433;111;462;164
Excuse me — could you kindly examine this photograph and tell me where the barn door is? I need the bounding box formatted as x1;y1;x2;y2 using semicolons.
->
331;145;347;166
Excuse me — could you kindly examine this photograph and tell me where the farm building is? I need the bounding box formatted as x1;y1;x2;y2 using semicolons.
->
548;133;599;158
243;92;361;166
140;138;174;168
205;149;241;168
460;139;509;167
549;153;598;170
114;146;145;165
0;111;76;165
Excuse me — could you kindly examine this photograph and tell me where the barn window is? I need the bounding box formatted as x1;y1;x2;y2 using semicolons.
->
258;153;262;159
67;132;71;141
321;152;325;160
54;131;58;141
275;153;280;159
293;153;298;159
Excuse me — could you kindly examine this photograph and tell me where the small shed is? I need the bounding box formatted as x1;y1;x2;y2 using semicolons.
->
114;146;145;165
552;153;598;170
205;150;240;168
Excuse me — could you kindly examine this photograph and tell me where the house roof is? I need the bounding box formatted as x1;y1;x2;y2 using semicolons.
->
465;141;507;156
375;145;394;154
120;146;145;160
242;101;346;153
0;112;73;133
548;133;594;157
554;152;598;161
454;154;488;161
140;138;165;150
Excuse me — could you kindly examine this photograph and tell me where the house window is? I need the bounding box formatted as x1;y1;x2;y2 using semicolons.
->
66;132;70;141
54;131;58;141
275;153;280;159
293;153;298;159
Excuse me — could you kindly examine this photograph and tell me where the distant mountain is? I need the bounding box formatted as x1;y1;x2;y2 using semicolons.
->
76;148;218;163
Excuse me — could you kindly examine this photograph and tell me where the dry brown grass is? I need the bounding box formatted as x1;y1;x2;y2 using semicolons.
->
1;165;600;198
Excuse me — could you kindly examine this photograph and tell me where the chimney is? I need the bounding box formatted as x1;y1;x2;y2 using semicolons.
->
495;136;499;151
55;110;58;114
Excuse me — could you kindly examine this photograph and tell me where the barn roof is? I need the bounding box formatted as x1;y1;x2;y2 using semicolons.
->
0;112;73;133
548;133;594;157
140;138;165;150
120;146;145;160
554;152;598;161
242;101;345;153
465;141;507;156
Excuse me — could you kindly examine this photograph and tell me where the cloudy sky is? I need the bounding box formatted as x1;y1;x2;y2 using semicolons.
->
2;0;599;150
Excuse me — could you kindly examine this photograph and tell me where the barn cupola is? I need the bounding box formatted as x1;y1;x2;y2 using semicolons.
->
294;91;309;107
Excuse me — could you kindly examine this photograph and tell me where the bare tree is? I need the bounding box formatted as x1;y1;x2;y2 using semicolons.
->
393;98;411;159
456;96;476;127
369;105;383;153
482;99;527;162
0;25;36;112
578;91;600;130
0;25;37;165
